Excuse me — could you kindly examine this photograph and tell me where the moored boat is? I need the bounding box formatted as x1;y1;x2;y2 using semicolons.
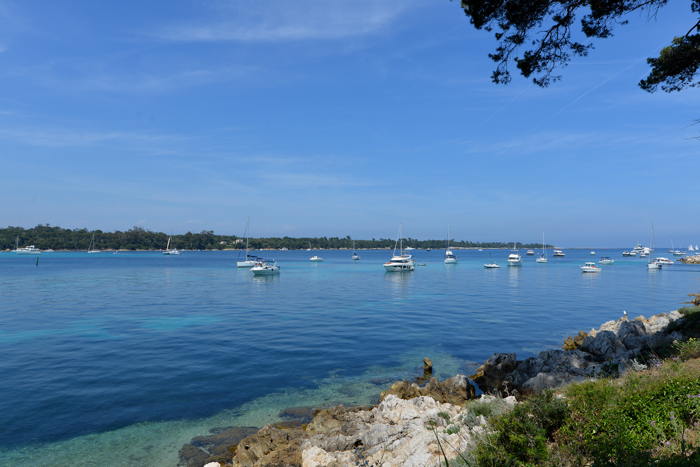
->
581;262;601;273
251;260;280;276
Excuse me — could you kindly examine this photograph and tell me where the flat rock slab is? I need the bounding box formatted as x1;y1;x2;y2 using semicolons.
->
180;426;259;467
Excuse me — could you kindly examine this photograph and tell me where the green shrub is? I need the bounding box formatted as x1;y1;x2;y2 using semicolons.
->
557;362;700;464
472;391;567;466
674;338;700;361
669;306;700;337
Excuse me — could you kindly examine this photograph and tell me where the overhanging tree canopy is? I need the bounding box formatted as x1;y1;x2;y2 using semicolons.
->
458;0;700;92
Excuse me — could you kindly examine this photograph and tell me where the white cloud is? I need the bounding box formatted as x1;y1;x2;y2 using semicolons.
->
0;126;180;149
156;0;420;42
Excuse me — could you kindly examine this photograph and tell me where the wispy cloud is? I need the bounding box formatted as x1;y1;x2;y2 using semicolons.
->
156;0;420;42
0;126;180;149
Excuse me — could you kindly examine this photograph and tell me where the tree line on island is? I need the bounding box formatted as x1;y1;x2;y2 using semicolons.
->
1;225;550;251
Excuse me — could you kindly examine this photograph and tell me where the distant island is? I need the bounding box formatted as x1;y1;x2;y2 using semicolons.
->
1;225;551;251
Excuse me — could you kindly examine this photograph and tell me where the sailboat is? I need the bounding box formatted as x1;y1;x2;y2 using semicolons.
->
507;243;521;266
236;219;256;267
384;225;416;272
351;240;360;261
87;233;101;253
444;226;457;264
648;224;662;270
162;236;180;255
536;233;548;263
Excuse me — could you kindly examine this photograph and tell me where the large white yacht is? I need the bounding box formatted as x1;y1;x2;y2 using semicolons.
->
507;243;521;266
15;245;41;254
553;248;565;257
384;226;416;272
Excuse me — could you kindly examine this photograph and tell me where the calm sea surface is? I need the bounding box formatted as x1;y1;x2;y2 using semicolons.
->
1;249;699;465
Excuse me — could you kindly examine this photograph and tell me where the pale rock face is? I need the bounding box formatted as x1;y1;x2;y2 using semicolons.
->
301;395;486;467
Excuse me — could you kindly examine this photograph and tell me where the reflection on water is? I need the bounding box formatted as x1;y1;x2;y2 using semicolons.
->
384;271;413;298
507;265;520;289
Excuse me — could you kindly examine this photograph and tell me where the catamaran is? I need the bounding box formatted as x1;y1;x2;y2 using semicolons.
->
384;226;416;272
236;219;256;267
162;236;180;255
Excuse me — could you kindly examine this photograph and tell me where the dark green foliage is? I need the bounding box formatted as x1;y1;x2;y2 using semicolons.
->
558;361;700;465
0;224;548;251
471;359;700;466
473;391;567;466
640;33;700;92
458;0;699;92
668;306;700;337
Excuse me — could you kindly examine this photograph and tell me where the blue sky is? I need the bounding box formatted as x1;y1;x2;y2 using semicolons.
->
0;0;698;246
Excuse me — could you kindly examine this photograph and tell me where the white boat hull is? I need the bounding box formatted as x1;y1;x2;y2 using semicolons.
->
581;267;601;273
536;258;548;263
444;258;457;264
237;260;256;268
483;263;500;269
252;266;280;275
384;263;415;272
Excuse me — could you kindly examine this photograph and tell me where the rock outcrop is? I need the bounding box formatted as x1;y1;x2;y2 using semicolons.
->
230;394;511;467
380;374;476;405
179;426;258;467
679;255;700;264
472;310;685;395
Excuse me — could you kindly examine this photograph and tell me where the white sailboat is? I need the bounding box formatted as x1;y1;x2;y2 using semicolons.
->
351;240;360;261
648;224;662;270
536;233;548;263
444;226;457;264
162;236;180;255
236;219;256;267
384;225;416;272
87;233;101;253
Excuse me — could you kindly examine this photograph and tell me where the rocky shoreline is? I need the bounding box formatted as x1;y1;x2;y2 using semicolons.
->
679;254;700;264
181;308;692;467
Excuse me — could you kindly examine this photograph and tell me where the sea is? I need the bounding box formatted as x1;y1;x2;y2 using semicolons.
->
1;248;698;465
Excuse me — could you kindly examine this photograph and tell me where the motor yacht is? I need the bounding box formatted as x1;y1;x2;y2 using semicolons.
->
384;226;415;272
581;262;601;273
526;249;535;255
598;257;615;265
15;245;41;254
251;260;280;276
553;249;565;257
507;244;522;266
483;263;500;269
309;255;324;262
653;257;674;265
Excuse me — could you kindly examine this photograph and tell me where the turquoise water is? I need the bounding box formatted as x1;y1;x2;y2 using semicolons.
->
1;249;698;464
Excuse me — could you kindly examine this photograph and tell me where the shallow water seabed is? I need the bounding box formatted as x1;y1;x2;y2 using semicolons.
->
0;351;462;466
